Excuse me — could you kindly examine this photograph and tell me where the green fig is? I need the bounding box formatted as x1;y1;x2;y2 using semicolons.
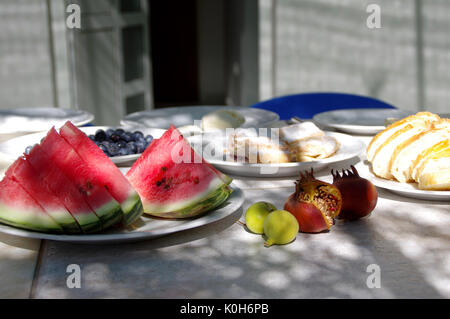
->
245;201;277;234
263;210;299;247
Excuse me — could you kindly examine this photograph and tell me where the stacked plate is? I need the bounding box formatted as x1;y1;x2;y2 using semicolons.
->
312;108;414;135
121;106;280;130
0;107;94;142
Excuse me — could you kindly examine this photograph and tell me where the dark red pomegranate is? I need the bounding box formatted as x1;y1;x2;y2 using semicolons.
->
331;166;378;221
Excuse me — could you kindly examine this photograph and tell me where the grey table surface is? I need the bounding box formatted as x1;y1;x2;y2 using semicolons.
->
0;135;449;299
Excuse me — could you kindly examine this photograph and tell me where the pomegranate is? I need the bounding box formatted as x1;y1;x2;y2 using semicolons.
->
284;169;342;233
331;166;378;220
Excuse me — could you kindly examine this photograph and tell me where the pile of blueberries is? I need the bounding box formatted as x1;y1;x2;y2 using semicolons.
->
89;128;153;157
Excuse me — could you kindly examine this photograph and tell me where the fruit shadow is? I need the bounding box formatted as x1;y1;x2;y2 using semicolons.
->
32;198;447;298
334;189;448;298
26;183;450;298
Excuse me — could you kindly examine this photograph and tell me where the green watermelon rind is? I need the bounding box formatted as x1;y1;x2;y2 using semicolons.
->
74;214;103;234
7;160;82;234
171;184;233;218
143;182;233;219
93;200;123;230
13;176;82;233
0;204;63;233
59;122;144;228
218;174;233;185
121;191;144;226
41;209;81;233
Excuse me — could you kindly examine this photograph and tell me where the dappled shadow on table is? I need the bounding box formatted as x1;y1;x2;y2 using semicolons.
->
29;187;449;299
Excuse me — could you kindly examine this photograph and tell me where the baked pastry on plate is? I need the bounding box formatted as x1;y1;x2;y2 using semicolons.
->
367;112;449;190
225;122;339;164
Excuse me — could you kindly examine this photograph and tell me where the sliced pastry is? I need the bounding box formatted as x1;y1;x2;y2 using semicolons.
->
411;139;449;183
289;136;339;162
226;132;289;164
366;112;440;162
389;124;449;183
370;113;440;179
279;122;324;146
414;144;450;190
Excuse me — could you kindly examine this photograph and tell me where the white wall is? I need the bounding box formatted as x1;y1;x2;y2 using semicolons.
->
259;0;450;114
0;0;54;109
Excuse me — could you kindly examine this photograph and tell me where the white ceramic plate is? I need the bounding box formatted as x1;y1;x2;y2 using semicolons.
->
358;161;450;201
187;132;366;177
120;106;280;130
0;126;166;166
313;108;415;135
0;186;244;244
0;108;94;135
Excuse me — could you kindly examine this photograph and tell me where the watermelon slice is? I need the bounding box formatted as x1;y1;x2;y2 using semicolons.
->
38;128;123;229
5;157;81;233
126;125;233;218
59;121;143;226
26;144;102;233
0;177;63;233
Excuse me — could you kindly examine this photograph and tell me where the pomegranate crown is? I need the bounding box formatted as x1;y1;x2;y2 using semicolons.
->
331;165;360;181
298;168;316;182
295;168;317;193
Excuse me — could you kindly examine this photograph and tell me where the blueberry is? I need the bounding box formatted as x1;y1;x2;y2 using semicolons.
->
145;135;153;144
98;143;109;155
133;131;144;140
136;136;145;144
115;128;125;135
136;141;146;153
88;134;96;141
106;129;115;138
117;141;127;149
126;142;137;154
122;132;133;143
24;145;33;155
118;148;129;156
94;129;107;142
110;133;121;142
108;143;120;156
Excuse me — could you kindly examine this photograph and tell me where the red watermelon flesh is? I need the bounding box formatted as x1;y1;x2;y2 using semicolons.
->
126;125;232;218
26;144;102;233
5;157;81;233
59;121;142;226
0;177;63;233
39;128;123;229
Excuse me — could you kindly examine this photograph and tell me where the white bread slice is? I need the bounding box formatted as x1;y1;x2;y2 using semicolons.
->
389;125;450;183
280;122;324;145
371;119;436;179
433;118;450;130
411;139;449;182
415;147;450;190
367;112;440;161
290;136;339;162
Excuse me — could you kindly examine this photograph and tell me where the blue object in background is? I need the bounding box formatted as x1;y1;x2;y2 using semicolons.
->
250;92;396;120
